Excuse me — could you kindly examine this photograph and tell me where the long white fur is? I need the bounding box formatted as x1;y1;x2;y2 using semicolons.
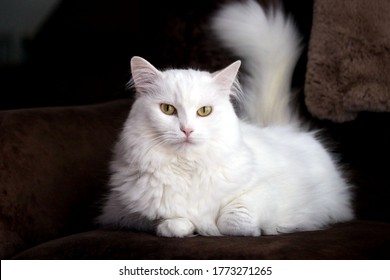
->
98;0;353;237
212;0;301;126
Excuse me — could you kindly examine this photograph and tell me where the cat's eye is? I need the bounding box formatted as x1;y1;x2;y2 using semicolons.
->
197;106;212;117
160;103;176;115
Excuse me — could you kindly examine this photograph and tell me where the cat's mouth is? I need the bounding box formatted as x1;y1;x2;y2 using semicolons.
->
176;136;198;147
181;137;194;145
170;134;203;149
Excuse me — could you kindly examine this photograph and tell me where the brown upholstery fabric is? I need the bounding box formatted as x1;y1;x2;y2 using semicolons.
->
305;0;390;122
0;100;130;259
12;221;390;260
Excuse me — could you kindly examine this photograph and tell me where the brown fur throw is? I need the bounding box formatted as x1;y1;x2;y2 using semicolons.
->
304;0;390;122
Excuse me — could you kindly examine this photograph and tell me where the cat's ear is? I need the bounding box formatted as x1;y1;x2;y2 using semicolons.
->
212;60;241;92
130;56;161;93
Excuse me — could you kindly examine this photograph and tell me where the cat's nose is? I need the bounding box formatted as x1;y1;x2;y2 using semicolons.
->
180;127;194;138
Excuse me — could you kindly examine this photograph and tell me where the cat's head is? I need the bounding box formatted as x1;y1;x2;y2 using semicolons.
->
128;56;242;155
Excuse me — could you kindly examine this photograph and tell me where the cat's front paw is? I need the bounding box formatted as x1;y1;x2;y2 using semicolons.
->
157;218;196;237
217;208;261;237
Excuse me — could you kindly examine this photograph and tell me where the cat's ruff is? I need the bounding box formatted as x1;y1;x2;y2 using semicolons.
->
98;0;354;237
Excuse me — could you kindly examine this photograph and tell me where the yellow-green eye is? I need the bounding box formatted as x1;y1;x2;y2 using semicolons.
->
197;106;212;117
160;103;176;115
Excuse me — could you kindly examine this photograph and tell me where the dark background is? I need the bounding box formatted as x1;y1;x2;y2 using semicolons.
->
0;0;314;110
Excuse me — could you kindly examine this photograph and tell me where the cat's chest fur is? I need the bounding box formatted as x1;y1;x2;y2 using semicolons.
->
120;139;254;228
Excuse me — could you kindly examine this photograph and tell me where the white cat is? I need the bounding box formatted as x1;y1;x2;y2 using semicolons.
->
97;0;353;237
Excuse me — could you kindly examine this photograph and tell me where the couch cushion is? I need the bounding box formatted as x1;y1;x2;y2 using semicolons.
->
12;221;390;259
0;99;131;259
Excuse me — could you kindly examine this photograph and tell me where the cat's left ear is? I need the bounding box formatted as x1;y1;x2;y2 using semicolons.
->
212;60;241;92
130;56;161;94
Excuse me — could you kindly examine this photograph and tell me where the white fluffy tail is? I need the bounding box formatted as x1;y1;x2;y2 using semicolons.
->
212;0;301;126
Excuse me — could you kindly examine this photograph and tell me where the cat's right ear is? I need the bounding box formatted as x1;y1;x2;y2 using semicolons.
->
130;56;161;94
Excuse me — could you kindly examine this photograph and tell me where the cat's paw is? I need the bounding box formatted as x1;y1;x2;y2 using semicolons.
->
217;208;261;237
157;218;196;237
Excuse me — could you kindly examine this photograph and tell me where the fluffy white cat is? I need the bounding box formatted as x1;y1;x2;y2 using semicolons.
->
97;0;353;237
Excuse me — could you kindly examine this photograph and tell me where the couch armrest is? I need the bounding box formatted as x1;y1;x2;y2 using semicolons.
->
0;99;130;259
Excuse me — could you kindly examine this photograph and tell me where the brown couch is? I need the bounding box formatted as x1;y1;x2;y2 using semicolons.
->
1;0;389;259
1;99;389;260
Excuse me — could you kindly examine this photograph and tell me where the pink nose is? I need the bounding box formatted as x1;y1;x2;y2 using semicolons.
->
180;128;194;137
